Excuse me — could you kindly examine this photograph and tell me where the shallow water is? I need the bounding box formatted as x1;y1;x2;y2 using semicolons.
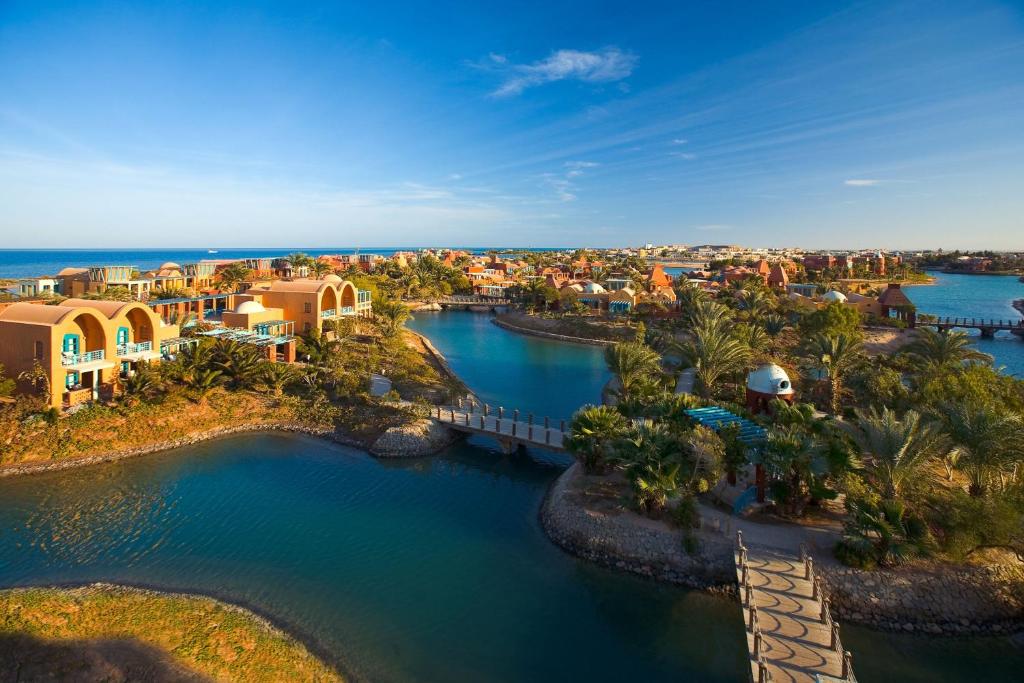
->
0;434;746;682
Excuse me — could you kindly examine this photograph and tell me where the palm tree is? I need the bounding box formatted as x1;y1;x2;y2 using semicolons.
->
259;362;298;397
761;425;826;516
565;405;629;474
614;422;684;516
842;407;949;500
213;340;265;389
286;252;314;269
676;313;751;398
737;287;773;319
373;297;411;339
297;329;339;365
837;499;933;568
762;314;788;337
804;332;864;414
186;368;222;404
901;328;992;370
939;401;1024;497
604;342;661;403
217;262;253;293
122;363;162;405
310;260;334;279
732;322;770;355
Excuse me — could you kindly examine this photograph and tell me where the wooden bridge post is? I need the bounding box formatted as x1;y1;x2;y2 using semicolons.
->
821;597;830;624
805;556;813;580
831;622;841;651
753;631;762;658
479;415;485;429
465;412;470;426
498;406;503;419
749;604;757;631
484;404;489;417
528;414;533;440
544;416;550;429
842;651;853;680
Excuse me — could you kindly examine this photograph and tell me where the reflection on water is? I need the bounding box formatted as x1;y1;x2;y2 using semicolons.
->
0;434;746;683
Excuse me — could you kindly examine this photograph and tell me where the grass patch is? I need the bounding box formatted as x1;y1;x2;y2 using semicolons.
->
0;584;341;681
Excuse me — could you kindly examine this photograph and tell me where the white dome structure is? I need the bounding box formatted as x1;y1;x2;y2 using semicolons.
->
582;282;606;294
235;300;266;314
822;290;848;303
746;364;794;396
323;274;342;283
159;261;180;270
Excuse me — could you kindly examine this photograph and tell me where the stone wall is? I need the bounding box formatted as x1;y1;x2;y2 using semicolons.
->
491;317;617;346
820;562;1024;635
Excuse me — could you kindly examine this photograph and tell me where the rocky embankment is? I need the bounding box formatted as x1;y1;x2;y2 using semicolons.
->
370;418;460;457
821;562;1024;635
541;464;735;590
0;422;364;478
542;465;1024;634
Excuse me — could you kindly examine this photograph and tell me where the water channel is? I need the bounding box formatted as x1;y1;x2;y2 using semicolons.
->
0;308;1021;681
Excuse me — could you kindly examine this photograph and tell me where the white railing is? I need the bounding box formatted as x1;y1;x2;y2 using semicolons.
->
61;349;105;366
117;340;153;356
340;306;354;314
321;309;337;318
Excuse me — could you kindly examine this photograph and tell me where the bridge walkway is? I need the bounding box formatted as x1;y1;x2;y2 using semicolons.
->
736;533;854;683
433;405;566;452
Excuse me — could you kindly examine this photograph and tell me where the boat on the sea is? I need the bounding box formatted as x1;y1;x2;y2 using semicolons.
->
208;249;218;254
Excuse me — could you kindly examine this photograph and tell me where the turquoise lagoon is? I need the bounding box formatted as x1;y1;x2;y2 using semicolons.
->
0;308;1021;681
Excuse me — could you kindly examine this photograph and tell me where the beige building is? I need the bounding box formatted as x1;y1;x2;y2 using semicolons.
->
0;300;177;409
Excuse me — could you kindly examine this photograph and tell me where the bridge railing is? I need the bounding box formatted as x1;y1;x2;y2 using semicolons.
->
434;399;567;448
736;531;856;683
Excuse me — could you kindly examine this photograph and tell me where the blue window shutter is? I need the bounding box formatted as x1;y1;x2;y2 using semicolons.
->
117;327;129;345
62;333;80;354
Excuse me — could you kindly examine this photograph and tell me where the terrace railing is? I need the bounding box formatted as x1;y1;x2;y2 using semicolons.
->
116;341;153;356
321;309;337;318
61;350;105;367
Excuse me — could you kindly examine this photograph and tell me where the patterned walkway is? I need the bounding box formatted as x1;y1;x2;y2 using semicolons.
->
735;535;854;682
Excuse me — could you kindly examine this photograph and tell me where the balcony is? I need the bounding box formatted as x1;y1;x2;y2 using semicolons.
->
340;306;355;315
117;340;152;356
61;350;106;367
321;309;337;318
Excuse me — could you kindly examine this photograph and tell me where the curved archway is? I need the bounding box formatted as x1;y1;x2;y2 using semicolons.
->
121;304;157;343
66;311;108;353
338;282;356;310
320;285;339;314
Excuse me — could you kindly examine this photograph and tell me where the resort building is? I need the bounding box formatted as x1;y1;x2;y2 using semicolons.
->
17;277;60;298
243;278;371;334
0;299;179;409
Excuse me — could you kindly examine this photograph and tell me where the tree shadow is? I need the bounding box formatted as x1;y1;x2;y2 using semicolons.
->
0;632;211;682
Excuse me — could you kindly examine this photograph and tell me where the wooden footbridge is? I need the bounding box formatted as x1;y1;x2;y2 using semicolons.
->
919;316;1024;339
433;400;566;453
436;295;512;309
736;531;855;683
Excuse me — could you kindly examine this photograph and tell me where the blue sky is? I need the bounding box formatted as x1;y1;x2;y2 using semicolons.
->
1;0;1022;249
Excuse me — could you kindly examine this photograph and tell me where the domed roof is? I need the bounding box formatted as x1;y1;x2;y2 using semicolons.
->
747;364;794;395
159;261;180;270
235;300;266;314
323;274;342;283
582;282;606;293
822;290;847;303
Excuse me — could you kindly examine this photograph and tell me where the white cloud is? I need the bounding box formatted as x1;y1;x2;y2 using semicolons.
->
565;160;599;177
448;173;463;180
490;48;637;97
670;152;698;160
695;224;731;231
671;138;688;145
844;179;881;186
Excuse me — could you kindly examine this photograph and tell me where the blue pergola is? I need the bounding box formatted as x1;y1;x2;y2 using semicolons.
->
685;406;767;445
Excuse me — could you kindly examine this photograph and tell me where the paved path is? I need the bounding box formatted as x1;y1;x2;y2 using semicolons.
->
736;543;853;682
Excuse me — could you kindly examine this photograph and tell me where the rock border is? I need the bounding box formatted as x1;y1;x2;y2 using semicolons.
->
541;464;1024;635
491;317;617;346
540;463;736;592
